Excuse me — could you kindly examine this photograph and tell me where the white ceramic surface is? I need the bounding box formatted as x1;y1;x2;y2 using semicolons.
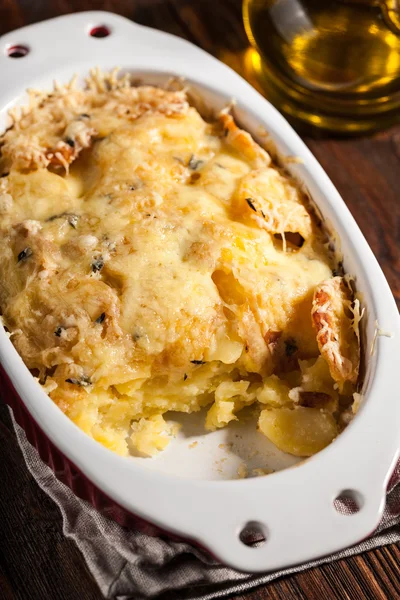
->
0;11;399;573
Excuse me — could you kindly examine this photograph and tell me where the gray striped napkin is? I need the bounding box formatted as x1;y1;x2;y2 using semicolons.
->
10;408;400;600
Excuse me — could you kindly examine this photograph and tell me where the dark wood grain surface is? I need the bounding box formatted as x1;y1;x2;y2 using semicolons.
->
0;2;399;599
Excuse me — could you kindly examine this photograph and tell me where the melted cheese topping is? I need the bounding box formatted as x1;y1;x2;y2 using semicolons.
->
0;72;360;458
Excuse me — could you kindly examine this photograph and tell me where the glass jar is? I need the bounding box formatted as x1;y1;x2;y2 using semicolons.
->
243;0;400;134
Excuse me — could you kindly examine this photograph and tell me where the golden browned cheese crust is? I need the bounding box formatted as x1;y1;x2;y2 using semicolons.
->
312;276;360;388
0;71;361;458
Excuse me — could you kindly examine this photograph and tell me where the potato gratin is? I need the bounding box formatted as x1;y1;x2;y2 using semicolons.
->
0;71;362;458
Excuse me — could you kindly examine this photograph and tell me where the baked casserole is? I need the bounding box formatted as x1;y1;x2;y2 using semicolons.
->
0;70;362;459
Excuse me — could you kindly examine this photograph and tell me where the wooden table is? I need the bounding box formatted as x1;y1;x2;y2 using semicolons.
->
0;2;399;599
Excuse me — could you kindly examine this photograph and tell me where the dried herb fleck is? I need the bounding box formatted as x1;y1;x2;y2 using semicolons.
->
191;360;206;365
17;247;32;262
184;373;188;381
246;198;257;212
68;215;79;229
91;257;104;273
332;262;343;277
79;113;90;120
284;338;298;357
188;155;204;170
95;312;105;324
47;213;62;222
65;137;75;148
46;212;79;229
54;326;64;337
65;376;92;387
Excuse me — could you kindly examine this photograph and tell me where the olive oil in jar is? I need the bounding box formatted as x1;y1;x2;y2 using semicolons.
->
243;0;400;133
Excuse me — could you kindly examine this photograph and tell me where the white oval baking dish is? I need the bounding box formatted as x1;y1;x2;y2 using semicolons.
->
0;11;399;573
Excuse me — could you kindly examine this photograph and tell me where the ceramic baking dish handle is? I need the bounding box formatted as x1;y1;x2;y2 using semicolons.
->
195;338;400;572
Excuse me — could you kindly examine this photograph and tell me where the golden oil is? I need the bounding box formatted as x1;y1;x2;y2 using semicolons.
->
243;0;400;134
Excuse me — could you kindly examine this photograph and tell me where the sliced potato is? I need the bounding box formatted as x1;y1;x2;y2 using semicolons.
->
299;356;336;393
232;166;312;241
205;399;237;430
256;374;292;407
258;406;338;457
130;414;173;456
